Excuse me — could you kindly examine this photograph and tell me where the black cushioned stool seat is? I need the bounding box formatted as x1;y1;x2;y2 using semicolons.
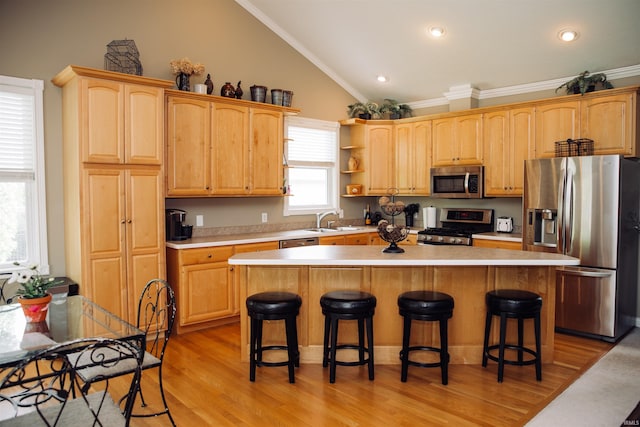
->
246;291;302;383
398;290;454;385
320;290;377;383
482;289;542;383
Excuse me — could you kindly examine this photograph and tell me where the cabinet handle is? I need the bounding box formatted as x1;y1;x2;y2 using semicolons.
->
207;254;212;258
229;267;234;272
121;219;126;224
127;219;132;223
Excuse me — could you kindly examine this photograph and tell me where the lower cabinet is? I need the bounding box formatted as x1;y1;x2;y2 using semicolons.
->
472;238;522;250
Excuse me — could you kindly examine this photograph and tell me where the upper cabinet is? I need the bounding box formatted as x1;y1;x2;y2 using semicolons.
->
165;90;297;197
534;87;639;158
581;92;637;156
345;122;395;195
395;121;431;195
432;113;483;166
483;107;535;196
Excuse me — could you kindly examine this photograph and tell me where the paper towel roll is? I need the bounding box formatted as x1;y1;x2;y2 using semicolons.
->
424;206;437;228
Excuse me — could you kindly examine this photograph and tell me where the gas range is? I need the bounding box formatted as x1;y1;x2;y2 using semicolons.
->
417;208;494;246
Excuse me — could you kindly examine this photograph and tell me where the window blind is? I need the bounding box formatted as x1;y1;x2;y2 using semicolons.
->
0;87;35;180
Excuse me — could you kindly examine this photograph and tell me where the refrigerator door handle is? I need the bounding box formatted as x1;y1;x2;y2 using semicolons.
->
557;161;567;253
565;170;574;254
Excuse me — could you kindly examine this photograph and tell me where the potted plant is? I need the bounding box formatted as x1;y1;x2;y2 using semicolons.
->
347;101;380;119
556;70;614;96
379;99;413;119
8;262;62;322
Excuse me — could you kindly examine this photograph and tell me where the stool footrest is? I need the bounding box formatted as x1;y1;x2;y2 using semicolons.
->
400;346;449;369
326;344;371;367
484;344;538;366
255;345;299;368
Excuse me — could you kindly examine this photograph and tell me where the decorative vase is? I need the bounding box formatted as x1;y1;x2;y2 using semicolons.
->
358;113;371;120
235;81;243;99
250;85;267;103
175;72;190;91
348;156;359;171
282;90;294;107
204;73;214;94
221;82;235;98
18;293;52;323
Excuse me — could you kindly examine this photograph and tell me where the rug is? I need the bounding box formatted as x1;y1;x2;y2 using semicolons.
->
527;327;640;427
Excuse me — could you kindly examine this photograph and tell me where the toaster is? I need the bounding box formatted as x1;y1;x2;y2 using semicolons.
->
496;217;513;233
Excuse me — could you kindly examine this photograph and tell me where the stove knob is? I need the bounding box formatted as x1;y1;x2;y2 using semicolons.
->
437;236;444;242
454;238;462;244
448;237;457;244
425;235;432;241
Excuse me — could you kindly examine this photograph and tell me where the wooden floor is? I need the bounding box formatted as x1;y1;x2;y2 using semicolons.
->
125;322;613;427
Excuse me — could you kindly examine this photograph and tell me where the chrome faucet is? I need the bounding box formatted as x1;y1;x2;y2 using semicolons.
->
316;211;337;228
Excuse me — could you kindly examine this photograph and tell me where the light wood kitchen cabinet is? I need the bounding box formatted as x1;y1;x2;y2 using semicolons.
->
344;233;370;245
168;246;235;332
345;122;395;195
166;96;211;195
432;113;483;166
319;235;347;246
395;121;431;195
534;100;580;158
53;66;171;325
166;91;292;196
581;91;638;156
77;77;164;165
484;107;535;196
473;238;522;250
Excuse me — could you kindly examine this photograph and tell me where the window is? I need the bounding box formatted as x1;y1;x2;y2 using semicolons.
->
0;76;50;275
283;117;339;216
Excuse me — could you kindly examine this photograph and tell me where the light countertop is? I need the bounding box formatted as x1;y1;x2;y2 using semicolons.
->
228;244;578;267
472;232;522;242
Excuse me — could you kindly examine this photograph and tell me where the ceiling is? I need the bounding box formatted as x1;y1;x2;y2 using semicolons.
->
235;0;640;107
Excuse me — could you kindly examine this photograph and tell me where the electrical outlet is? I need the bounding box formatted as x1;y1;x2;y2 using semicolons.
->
338;209;344;218
261;212;268;223
196;215;204;227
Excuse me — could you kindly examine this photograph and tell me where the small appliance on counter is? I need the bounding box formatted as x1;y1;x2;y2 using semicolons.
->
166;209;192;241
496;217;514;233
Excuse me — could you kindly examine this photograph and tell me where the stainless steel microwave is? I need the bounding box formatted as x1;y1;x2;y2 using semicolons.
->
430;166;484;198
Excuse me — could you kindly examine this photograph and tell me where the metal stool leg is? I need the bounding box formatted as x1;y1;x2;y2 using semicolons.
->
400;315;412;382
482;311;492;367
439;315;449;385
366;314;374;380
329;316;339;384
497;313;507;383
534;312;542;381
285;315;297;383
322;314;331;368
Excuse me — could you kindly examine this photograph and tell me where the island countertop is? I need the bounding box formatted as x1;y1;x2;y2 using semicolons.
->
228;244;579;267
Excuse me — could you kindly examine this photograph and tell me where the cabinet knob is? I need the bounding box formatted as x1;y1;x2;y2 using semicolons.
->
127;219;132;223
207;254;212;258
121;219;126;224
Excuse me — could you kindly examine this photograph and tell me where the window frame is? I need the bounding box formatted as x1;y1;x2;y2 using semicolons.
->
283;116;340;216
0;75;50;275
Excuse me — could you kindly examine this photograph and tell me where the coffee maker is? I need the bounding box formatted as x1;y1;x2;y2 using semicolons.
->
166;209;192;241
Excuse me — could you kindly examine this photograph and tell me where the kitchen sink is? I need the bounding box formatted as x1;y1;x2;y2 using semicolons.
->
304;228;339;233
336;226;362;231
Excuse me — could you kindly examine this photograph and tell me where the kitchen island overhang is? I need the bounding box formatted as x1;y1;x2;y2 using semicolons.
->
229;245;579;365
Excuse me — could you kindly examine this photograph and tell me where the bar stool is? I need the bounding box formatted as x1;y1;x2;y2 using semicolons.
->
398;290;454;385
320;290;377;383
482;289;542;383
246;291;302;383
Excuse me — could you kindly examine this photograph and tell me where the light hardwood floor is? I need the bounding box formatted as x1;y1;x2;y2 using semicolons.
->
126;322;612;426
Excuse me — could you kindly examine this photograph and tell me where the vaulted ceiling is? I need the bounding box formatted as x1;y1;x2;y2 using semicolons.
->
235;0;640;107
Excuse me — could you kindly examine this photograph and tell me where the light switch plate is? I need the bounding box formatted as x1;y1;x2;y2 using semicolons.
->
196;215;204;227
261;212;268;223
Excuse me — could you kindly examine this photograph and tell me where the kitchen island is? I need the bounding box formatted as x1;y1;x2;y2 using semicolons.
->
229;245;579;365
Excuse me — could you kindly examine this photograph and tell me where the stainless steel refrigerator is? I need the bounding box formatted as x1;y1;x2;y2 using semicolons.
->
523;155;640;342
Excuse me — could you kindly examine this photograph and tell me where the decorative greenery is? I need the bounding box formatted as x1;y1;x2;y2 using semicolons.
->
556;71;613;96
8;262;62;299
347;101;380;119
379;99;413;119
169;57;205;76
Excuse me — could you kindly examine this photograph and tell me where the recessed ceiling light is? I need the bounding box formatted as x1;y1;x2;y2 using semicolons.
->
428;27;445;38
558;29;579;42
377;75;388;83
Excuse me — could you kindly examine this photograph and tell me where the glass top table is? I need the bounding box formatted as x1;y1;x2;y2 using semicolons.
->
0;295;144;368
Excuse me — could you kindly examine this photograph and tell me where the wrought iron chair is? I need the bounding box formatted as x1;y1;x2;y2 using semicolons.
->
0;337;142;426
69;279;177;426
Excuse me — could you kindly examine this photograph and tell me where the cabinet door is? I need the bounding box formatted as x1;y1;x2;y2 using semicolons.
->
166;96;211;195
180;262;234;325
83;168;127;321
395;123;413;194
581;92;635;156
125;168;166;321
366;125;394;194
535;101;580;158
412;121;432;195
211;103;249;194
249;108;283;195
456;114;483;164
82;78;123;164
432;118;455;166
319;235;345;245
344;233;369;245
509;107;535;194
125;84;164;165
483;110;510;195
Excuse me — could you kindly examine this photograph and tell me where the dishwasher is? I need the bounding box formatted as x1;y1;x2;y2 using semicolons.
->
278;237;319;249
